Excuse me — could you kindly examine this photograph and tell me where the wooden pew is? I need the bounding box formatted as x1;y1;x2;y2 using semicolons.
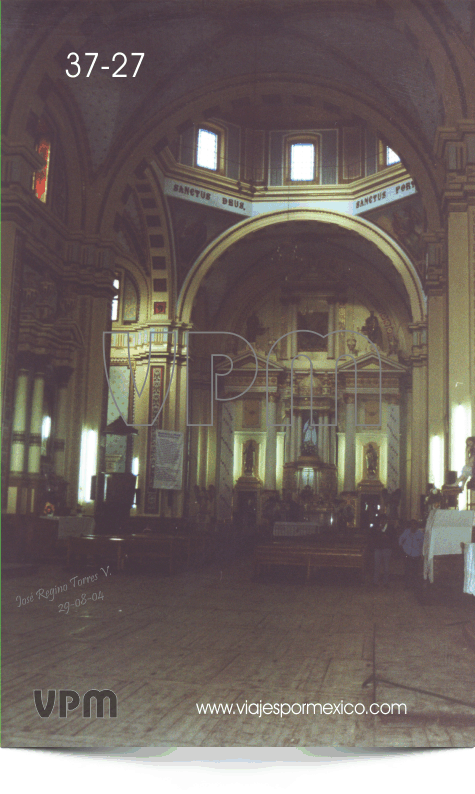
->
125;533;186;575
66;535;127;571
66;530;211;576
253;541;368;582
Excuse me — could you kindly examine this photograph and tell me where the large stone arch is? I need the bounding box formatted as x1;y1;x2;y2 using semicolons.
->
177;208;426;326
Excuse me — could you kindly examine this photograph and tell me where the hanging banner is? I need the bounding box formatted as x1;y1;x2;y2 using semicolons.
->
153;430;184;490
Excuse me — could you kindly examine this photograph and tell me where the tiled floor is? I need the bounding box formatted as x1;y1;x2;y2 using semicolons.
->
2;557;475;747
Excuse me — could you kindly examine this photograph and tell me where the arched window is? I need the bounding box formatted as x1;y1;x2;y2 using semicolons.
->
33;119;52;203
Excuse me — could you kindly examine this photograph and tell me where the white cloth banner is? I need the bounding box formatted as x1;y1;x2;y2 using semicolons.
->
39;516;95;538
274;522;318;537
423;508;474;583
58;516;95;538
463;543;475;596
153;430;184;490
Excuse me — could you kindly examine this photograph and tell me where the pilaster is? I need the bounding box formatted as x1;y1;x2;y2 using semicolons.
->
344;395;356;491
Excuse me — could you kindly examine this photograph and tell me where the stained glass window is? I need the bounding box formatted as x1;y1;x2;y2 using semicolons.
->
33;137;51;202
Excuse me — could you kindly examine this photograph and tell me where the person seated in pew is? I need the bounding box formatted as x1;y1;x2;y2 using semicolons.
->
398;519;424;589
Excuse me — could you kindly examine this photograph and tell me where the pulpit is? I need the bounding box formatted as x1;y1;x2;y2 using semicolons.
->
95;472;137;535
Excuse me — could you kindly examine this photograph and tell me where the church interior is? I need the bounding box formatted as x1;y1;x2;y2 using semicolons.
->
2;0;475;748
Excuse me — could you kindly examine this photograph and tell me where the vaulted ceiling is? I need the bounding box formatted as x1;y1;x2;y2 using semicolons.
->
3;0;474;178
199;218;412;329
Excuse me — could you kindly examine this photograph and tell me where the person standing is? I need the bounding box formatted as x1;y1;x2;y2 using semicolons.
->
371;513;394;587
399;519;424;589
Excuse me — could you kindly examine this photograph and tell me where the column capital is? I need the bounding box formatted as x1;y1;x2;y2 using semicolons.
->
344;394;355;405
421;231;447;295
434;123;475;210
435;121;475;158
425;269;447;296
411;354;428;368
408;323;428;364
408;321;427;333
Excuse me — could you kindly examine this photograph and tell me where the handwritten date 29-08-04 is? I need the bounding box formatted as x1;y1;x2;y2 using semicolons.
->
58;592;104;613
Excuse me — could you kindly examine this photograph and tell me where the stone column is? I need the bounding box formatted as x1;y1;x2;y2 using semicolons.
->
197;386;210;489
322;412;330;463
295;413;302;459
53;377;70;478
187;383;208;490
10;369;29;474
409;333;428;517
290;408;298;461
386;397;400;492
329;422;337;465
447;210;472;478
317;412;324;459
327;299;336;359
425;234;447;489
174;358;190;517
435;126;475;502
27;371;45;474
265;396;277;489
337;432;345;491
344;395;356;491
216;402;235;521
284;412;292;463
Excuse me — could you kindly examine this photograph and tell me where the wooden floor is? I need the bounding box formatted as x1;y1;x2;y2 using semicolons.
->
2;556;475;748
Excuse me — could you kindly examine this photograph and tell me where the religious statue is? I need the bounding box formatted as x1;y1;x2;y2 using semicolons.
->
302;417;318;455
365;443;378;477
361;310;382;348
243;439;257;477
455;436;475;490
245;313;267;344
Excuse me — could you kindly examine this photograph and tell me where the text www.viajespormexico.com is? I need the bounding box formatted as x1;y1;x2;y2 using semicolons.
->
196;701;407;718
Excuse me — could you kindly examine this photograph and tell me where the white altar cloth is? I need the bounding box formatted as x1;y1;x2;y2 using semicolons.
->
463;543;475;596
40;515;95;539
423;509;474;583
